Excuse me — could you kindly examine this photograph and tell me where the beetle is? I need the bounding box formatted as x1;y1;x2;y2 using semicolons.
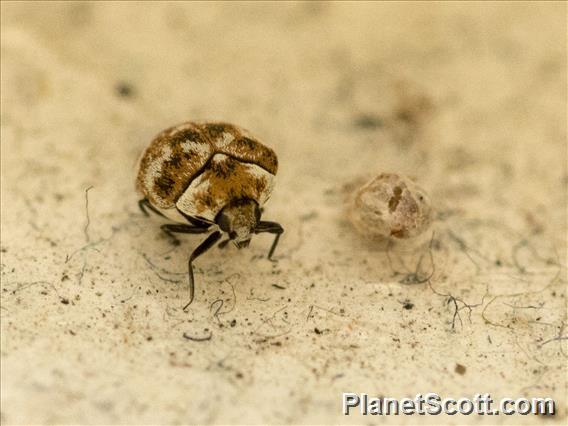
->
136;121;284;309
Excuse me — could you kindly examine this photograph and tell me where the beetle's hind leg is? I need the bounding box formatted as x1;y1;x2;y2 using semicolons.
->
184;231;222;310
255;221;284;261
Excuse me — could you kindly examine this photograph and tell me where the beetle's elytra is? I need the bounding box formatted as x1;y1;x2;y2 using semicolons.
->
136;121;283;309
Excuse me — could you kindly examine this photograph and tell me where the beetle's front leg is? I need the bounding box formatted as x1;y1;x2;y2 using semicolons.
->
255;221;284;261
184;231;222;310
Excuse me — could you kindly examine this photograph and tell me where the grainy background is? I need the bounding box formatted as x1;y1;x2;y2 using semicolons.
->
1;1;566;424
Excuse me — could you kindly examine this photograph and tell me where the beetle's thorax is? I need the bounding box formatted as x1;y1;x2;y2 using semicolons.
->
216;199;261;248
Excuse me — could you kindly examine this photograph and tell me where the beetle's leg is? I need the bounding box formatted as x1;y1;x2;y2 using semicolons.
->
255;221;284;261
184;231;222;310
139;198;167;219
217;238;231;249
160;223;210;246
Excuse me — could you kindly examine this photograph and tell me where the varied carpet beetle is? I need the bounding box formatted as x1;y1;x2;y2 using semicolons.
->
137;121;283;309
348;173;432;241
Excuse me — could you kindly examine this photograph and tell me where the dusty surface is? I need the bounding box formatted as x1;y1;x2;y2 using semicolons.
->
1;2;566;425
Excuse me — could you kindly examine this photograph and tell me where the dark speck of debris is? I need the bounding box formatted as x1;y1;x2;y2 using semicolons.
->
115;81;135;98
314;327;323;335
60;298;70;305
272;284;286;290
402;300;414;310
455;363;466;375
495;259;502;266
353;113;383;130
182;331;212;342
235;372;244;379
300;211;318;221
396;110;413;123
230;319;237;327
146;336;153;341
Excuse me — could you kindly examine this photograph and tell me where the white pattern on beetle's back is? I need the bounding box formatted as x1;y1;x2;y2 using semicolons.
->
136;122;213;208
136;122;278;210
213;133;278;175
141;144;173;207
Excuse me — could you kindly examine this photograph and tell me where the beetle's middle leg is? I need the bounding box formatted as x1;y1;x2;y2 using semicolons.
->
160;223;210;246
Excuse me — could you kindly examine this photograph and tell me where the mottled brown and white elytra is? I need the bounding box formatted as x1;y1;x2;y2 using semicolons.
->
137;121;283;309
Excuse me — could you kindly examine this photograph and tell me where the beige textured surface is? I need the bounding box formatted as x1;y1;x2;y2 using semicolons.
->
1;2;566;424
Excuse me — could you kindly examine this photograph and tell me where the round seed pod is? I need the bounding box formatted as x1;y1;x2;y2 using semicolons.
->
348;173;432;240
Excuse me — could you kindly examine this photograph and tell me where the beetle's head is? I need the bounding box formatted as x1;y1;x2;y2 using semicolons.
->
216;198;261;249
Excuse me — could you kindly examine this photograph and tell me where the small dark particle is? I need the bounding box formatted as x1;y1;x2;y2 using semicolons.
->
402;300;414;310
455;363;466;375
182;331;212;342
495;259;502;266
272;284;286;290
60;298;70;305
235;372;244;379
68;330;76;336
230;319;237;327
314;327;323;335
354;114;384;130
146;336;153;341
300;211;318;221
115;82;135;98
396;109;414;124
61;274;70;282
